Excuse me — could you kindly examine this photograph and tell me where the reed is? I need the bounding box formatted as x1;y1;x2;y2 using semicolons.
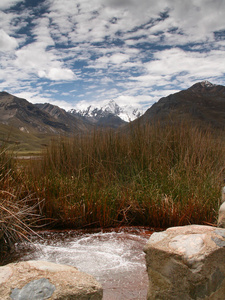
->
0;144;40;260
28;122;225;228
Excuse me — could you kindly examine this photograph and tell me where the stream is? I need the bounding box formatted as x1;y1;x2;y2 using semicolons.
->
4;227;152;300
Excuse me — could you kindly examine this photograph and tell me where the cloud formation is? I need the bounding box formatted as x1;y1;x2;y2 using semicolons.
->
0;0;24;10
0;29;18;50
0;0;225;111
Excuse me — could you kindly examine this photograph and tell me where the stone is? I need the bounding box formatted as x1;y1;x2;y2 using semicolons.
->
0;260;103;300
221;186;225;203
144;225;225;299
10;278;55;300
218;201;225;228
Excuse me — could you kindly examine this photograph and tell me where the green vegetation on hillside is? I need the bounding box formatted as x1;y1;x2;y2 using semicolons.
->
0;123;52;152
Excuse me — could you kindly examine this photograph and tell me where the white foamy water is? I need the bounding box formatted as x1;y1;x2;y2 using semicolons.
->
12;229;151;300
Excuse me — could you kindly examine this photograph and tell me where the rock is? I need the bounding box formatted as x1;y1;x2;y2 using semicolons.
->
221;186;225;203
0;260;103;300
144;225;225;299
218;201;225;228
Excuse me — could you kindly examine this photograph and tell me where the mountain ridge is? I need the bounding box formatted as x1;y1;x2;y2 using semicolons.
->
136;80;225;130
0;91;72;134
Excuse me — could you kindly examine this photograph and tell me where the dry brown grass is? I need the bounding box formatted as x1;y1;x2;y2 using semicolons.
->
28;121;225;228
0;144;40;260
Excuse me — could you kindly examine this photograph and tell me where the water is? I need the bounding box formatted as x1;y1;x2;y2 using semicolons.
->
7;227;152;300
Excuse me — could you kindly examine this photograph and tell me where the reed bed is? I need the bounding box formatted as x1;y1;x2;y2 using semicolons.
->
0;144;40;259
28;121;225;229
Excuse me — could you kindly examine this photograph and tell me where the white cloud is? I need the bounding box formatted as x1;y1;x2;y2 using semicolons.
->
170;0;225;35
127;47;225;98
145;48;225;79
94;52;130;68
0;29;18;51
0;0;24;10
47;67;76;81
32;17;55;46
14;40;76;81
110;53;129;64
114;95;149;107
129;74;172;87
15;44;52;72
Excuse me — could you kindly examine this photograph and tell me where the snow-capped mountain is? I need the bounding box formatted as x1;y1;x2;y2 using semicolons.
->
69;100;143;123
198;80;217;88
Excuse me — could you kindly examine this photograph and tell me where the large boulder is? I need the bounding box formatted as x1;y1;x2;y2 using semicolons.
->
0;260;103;299
144;225;225;300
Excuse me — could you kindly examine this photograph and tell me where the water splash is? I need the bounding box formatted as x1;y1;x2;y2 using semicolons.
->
11;228;151;299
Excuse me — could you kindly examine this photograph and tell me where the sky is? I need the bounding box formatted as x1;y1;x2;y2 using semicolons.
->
0;0;225;112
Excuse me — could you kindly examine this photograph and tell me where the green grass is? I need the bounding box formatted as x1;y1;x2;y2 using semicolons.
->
26;121;225;229
0;123;55;152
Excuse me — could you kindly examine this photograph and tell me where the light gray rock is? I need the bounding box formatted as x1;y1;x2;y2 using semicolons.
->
218;201;225;228
10;278;55;300
221;186;225;203
0;260;103;300
144;225;225;299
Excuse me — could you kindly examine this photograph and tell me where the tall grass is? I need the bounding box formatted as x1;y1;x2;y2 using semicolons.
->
29;122;225;228
0;144;40;261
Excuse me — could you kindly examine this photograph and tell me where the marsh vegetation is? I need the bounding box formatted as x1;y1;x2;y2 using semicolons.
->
1;121;225;254
29;122;225;228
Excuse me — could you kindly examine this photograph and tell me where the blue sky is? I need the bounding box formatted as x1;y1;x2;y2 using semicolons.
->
0;0;225;112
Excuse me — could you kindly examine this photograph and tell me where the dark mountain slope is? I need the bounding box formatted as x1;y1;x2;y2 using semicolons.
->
35;103;93;132
0;92;71;134
0;92;94;151
137;81;225;130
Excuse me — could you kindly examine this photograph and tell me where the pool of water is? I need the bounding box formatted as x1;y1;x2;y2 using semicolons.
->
6;227;152;300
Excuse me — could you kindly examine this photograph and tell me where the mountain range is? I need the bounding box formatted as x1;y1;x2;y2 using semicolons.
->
0;91;92;135
0;80;225;151
69;100;142;123
0;93;139;150
0;93;133;136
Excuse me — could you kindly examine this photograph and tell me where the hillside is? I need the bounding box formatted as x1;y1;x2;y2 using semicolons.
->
0;92;73;135
0;92;92;151
35;103;93;132
0;92;130;151
137;81;225;130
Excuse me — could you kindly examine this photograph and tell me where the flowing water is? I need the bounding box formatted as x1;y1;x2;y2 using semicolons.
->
5;227;152;300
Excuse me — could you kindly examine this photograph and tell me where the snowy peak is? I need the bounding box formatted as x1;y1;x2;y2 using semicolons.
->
200;80;216;88
69;100;142;123
189;80;217;92
103;100;121;115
